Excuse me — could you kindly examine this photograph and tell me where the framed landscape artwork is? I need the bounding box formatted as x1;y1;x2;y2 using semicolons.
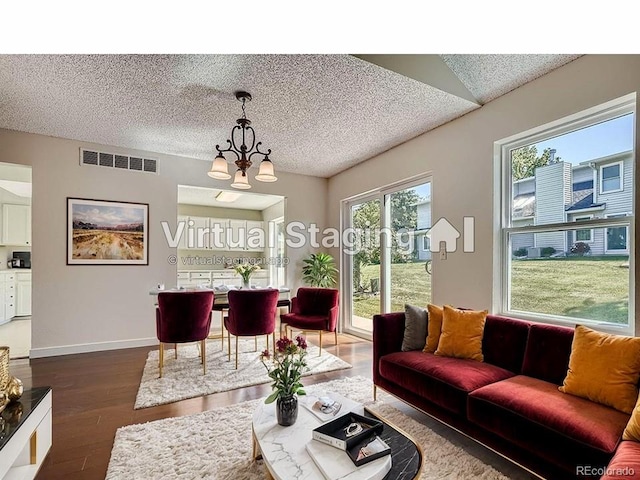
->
67;198;149;265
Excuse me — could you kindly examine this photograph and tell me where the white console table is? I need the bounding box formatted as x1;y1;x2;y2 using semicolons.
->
0;387;52;480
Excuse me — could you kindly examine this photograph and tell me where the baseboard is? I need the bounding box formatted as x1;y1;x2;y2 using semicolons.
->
30;337;158;358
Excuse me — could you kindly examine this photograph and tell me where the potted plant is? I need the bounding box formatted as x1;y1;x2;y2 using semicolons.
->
302;253;337;287
260;336;308;426
234;262;260;289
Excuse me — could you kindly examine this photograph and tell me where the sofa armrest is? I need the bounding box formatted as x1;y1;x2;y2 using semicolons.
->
372;312;406;384
601;441;640;479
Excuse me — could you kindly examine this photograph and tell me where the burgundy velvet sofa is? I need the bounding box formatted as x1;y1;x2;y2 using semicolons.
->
373;312;640;480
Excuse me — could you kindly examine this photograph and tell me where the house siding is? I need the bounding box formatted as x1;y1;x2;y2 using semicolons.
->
533;161;572;252
416;201;432;260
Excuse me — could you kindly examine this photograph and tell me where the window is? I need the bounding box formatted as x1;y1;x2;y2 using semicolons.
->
573;216;593;243
422;235;430;251
606;214;629;253
600;161;623;193
497;96;634;331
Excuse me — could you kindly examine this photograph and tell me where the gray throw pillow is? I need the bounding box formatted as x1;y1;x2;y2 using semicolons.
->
401;304;428;351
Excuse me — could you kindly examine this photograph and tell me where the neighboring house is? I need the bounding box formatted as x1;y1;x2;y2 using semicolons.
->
512;150;632;256
415;197;432;260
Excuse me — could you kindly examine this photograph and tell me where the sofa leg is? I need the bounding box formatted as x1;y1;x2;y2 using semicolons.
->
373;385;377;401
319;330;322;356
174;343;178;359
159;342;164;378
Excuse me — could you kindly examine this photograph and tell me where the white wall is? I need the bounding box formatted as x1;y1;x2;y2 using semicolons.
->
327;54;640;333
0;129;327;356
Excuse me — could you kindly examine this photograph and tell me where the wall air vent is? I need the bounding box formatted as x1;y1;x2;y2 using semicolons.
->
80;149;158;174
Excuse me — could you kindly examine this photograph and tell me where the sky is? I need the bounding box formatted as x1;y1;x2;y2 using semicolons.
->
532;113;634;165
73;204;145;226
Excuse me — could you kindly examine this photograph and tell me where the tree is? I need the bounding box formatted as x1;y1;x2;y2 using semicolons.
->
511;146;561;180
350;191;423;291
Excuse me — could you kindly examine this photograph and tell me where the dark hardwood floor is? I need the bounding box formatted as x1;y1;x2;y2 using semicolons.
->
9;334;535;480
9;334;373;480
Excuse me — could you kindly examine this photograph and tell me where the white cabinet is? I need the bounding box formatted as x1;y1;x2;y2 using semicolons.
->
189;216;210;250
0;271;15;325
16;271;31;316
227;220;247;250
0;388;52;480
2;204;31;246
176;215;265;252
246;220;265;252
209;218;228;250
177;270;270;288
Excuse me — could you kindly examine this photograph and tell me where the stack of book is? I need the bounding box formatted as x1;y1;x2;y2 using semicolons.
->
304;400;392;480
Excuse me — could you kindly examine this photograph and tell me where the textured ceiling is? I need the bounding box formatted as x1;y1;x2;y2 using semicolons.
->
0;55;580;178
441;54;581;104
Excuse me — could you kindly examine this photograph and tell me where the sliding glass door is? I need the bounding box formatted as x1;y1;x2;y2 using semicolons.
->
343;178;432;337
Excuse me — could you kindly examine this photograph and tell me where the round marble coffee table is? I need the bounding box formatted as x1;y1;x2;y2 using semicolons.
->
251;396;422;480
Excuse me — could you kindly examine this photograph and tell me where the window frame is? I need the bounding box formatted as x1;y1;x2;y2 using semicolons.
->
573;215;594;243
494;94;635;334
422;235;430;251
605;213;630;254
600;161;624;194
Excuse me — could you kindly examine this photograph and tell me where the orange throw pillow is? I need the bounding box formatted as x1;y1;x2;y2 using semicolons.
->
559;325;640;414
434;306;487;362
422;304;444;353
623;395;640;442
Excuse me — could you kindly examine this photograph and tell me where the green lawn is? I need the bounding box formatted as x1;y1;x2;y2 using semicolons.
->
353;262;431;319
510;256;629;324
352;257;629;325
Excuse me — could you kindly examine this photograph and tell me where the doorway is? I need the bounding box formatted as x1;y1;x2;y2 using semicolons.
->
0;163;32;359
342;177;432;338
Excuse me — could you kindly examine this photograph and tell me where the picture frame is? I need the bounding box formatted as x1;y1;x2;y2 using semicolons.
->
67;197;149;265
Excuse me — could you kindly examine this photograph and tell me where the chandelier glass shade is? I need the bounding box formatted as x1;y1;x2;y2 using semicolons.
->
208;91;277;189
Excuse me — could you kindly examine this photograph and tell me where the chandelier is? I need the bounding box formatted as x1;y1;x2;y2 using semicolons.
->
207;91;277;189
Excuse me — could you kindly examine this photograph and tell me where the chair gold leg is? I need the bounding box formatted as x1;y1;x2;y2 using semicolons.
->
228;332;231;361
266;334;269;352
159;342;164;378
335;330;338;346
174;343;178;359
319;330;322;356
255;336;258;352
235;335;239;370
272;332;276;357
373;385;377;401
202;339;206;374
221;311;224;349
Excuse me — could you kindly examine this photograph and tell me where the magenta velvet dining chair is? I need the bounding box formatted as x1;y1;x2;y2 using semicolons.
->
156;290;214;378
280;287;339;356
225;289;279;369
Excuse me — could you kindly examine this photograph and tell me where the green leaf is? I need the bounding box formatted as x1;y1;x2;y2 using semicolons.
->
264;391;279;404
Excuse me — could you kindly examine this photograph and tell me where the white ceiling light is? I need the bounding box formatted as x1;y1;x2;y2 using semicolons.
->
0;180;31;198
215;191;242;203
211;91;277;190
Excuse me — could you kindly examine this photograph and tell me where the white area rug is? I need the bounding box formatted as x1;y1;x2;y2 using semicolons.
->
134;338;352;409
111;376;511;479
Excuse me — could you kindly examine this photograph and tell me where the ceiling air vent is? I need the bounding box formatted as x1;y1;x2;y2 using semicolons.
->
80;149;158;174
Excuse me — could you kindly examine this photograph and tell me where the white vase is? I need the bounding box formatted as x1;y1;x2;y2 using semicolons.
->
242;278;251;289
